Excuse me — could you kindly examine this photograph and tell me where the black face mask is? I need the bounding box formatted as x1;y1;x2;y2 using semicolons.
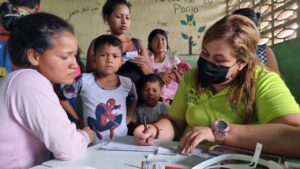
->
197;57;235;85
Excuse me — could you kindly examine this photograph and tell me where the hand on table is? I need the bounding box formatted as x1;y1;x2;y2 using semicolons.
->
82;127;94;144
176;126;215;155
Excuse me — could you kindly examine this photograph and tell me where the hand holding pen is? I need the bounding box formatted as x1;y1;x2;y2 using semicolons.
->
133;115;158;145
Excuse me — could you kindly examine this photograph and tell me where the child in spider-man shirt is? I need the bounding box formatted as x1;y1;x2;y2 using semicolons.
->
62;35;137;144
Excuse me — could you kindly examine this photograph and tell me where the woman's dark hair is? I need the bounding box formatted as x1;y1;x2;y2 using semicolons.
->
102;0;131;21
76;47;86;73
0;2;21;31
9;0;40;9
147;29;170;53
8;12;74;68
93;34;123;55
140;73;164;89
232;8;260;27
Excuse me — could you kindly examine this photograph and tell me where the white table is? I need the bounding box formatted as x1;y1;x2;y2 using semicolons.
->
40;136;204;169
35;136;298;169
30;165;50;169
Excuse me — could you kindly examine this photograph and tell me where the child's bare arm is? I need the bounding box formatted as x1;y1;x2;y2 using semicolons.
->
172;69;182;82
60;100;81;122
126;99;137;125
126;82;138;124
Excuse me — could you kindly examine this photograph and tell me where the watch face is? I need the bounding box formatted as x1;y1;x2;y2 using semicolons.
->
217;120;228;130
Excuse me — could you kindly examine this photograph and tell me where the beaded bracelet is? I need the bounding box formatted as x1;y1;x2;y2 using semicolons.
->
149;123;161;139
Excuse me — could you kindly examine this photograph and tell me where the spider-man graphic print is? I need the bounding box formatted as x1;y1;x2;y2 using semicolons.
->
87;98;122;140
62;73;137;144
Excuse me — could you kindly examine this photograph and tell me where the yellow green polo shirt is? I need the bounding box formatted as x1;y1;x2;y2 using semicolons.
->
169;67;300;129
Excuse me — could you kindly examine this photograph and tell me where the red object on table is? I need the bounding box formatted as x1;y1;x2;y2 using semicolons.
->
165;166;190;169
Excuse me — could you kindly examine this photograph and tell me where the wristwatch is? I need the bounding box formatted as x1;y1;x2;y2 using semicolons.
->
211;120;230;143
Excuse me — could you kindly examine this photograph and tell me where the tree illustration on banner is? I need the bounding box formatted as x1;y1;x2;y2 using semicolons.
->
180;14;206;55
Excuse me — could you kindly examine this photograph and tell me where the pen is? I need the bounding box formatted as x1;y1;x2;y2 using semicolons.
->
123;163;140;168
143;114;147;133
143;115;149;144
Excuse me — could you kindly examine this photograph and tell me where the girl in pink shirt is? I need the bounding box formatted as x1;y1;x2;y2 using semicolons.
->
148;29;182;104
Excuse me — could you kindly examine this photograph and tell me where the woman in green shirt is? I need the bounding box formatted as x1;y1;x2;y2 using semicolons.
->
134;15;300;157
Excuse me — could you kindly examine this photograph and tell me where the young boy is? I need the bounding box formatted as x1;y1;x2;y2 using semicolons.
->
135;74;170;124
62;35;137;143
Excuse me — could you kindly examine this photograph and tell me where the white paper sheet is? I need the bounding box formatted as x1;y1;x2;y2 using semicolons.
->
99;136;159;152
157;145;211;159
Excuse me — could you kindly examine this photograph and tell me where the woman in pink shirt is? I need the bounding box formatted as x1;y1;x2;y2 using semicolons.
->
0;13;93;169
